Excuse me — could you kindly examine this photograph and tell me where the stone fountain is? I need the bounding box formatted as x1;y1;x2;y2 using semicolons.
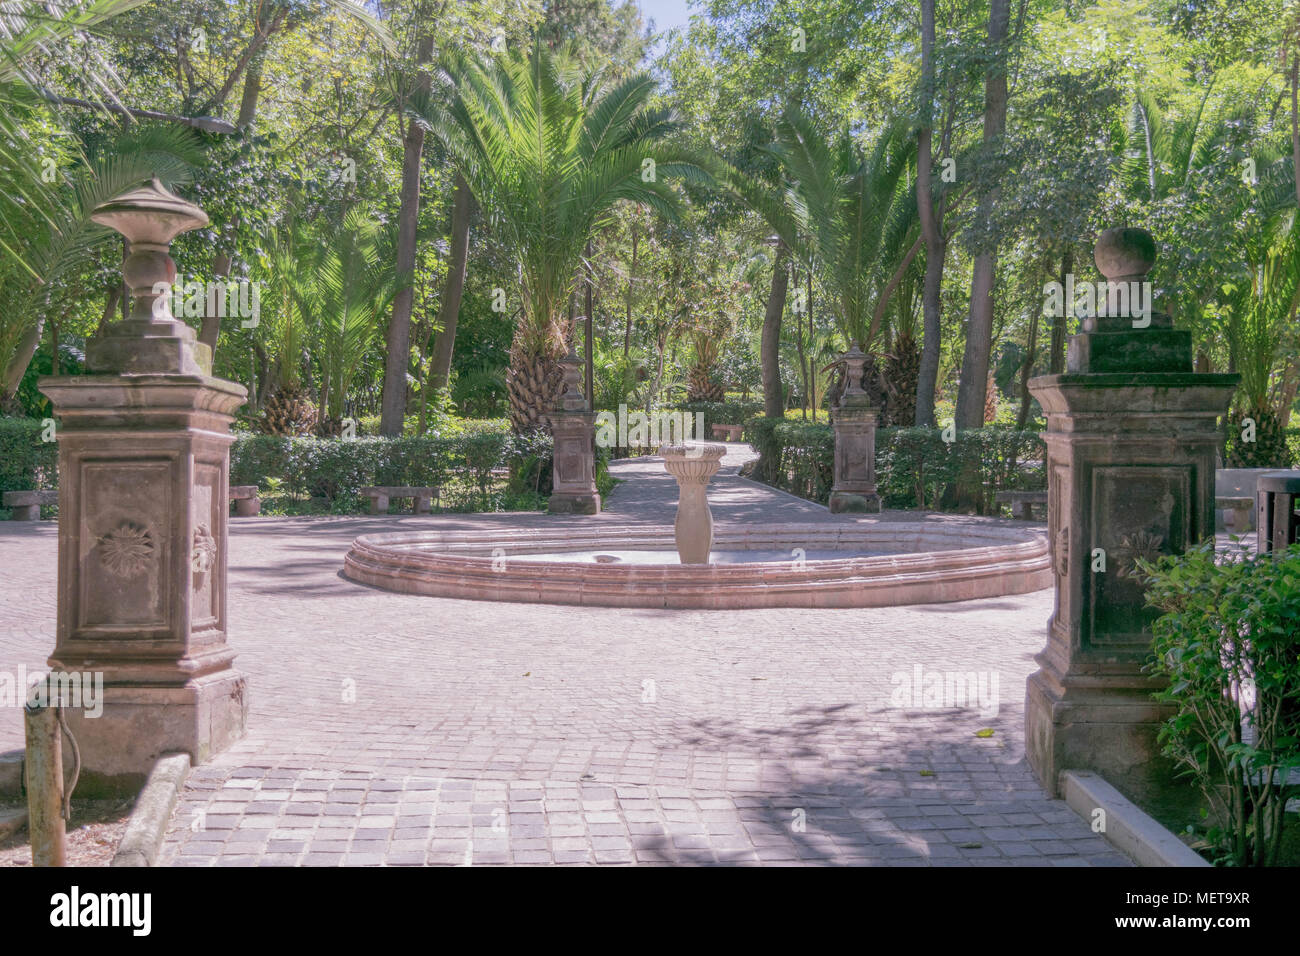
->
660;443;727;563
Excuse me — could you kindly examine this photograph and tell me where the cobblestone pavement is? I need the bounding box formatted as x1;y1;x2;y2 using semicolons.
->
0;448;1131;866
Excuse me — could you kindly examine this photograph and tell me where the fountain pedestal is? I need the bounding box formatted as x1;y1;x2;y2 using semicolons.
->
661;443;726;564
38;178;248;794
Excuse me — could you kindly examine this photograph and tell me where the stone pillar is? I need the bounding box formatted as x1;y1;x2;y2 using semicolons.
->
828;345;882;514
661;443;726;564
38;178;249;794
1025;227;1238;813
547;351;601;515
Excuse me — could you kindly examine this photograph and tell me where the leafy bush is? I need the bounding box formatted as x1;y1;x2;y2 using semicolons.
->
771;421;834;500
0;417;58;498
674;399;764;435
743;415;786;485
747;420;1046;513
228;425;553;512
228;435;291;488
1140;542;1300;866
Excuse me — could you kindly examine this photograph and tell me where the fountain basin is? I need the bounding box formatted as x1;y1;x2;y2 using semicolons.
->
342;521;1051;609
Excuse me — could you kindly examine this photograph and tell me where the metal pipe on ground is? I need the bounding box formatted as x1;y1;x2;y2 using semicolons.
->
23;677;65;867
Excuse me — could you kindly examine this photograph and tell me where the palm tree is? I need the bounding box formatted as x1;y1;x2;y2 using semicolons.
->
729;109;918;354
257;208;401;436
416;40;713;433
303;209;401;431
1225;220;1300;467
0;124;202;404
0;0;202;406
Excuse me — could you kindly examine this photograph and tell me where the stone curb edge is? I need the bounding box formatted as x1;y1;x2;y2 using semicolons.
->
0;750;22;799
1060;769;1208;867
111;753;191;867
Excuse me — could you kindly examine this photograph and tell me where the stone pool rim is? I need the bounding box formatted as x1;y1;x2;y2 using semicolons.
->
342;521;1051;609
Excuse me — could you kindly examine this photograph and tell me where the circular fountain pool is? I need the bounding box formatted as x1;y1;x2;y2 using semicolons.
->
343;521;1051;609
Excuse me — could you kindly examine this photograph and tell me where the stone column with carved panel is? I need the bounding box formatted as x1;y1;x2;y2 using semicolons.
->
828;345;882;514
547;351;601;515
1025;227;1237;814
38;179;248;794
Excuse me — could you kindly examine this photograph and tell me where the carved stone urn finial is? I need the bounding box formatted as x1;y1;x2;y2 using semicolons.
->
555;348;588;413
839;343;868;406
86;176;213;376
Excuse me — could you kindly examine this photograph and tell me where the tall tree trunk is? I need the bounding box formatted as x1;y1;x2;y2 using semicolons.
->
584;239;594;408
761;241;790;418
1015;305;1040;429
427;172;473;392
808;267;817;423
954;0;1011;431
380;29;435;436
97;284;121;337
253;341;271;412
199;3;279;356
624;219;638;358
1278;358;1300;430
1291;44;1300;207
795;267;808;420
1049;246;1071;374
915;0;945;428
2;314;45;401
50;318;60;376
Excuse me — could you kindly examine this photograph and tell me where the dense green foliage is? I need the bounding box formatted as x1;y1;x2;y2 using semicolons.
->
0;417;57;502
1141;543;1300;866
229;428;554;511
744;417;1046;513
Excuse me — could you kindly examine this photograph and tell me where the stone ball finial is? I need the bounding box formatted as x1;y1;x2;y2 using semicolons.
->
1094;227;1156;283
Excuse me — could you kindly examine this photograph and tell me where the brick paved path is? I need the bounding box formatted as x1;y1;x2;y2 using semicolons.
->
0;449;1130;865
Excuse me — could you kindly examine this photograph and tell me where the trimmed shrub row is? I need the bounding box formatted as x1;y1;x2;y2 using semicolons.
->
745;417;1046;514
0;417;57;496
672;400;764;435
229;429;554;508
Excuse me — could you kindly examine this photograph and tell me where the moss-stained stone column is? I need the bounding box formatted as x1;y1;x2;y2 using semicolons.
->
547;351;601;515
38;179;248;794
829;345;882;514
1025;227;1237;814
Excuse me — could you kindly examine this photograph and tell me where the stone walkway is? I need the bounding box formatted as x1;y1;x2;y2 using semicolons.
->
0;448;1131;865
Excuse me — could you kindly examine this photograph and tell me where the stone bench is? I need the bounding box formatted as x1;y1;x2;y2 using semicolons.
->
995;490;1047;520
1215;496;1253;534
361;486;438;515
3;489;56;521
710;423;743;442
230;485;261;517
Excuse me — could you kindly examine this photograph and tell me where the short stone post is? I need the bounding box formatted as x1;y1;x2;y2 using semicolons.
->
1256;472;1300;554
828;345;882;514
547;350;601;515
661;443;726;563
1025;226;1238;813
38;178;249;794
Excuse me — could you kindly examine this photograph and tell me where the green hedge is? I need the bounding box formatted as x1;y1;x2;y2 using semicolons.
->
0;417;554;513
0;418;58;516
229;429;553;510
745;418;1046;514
673;400;764;435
